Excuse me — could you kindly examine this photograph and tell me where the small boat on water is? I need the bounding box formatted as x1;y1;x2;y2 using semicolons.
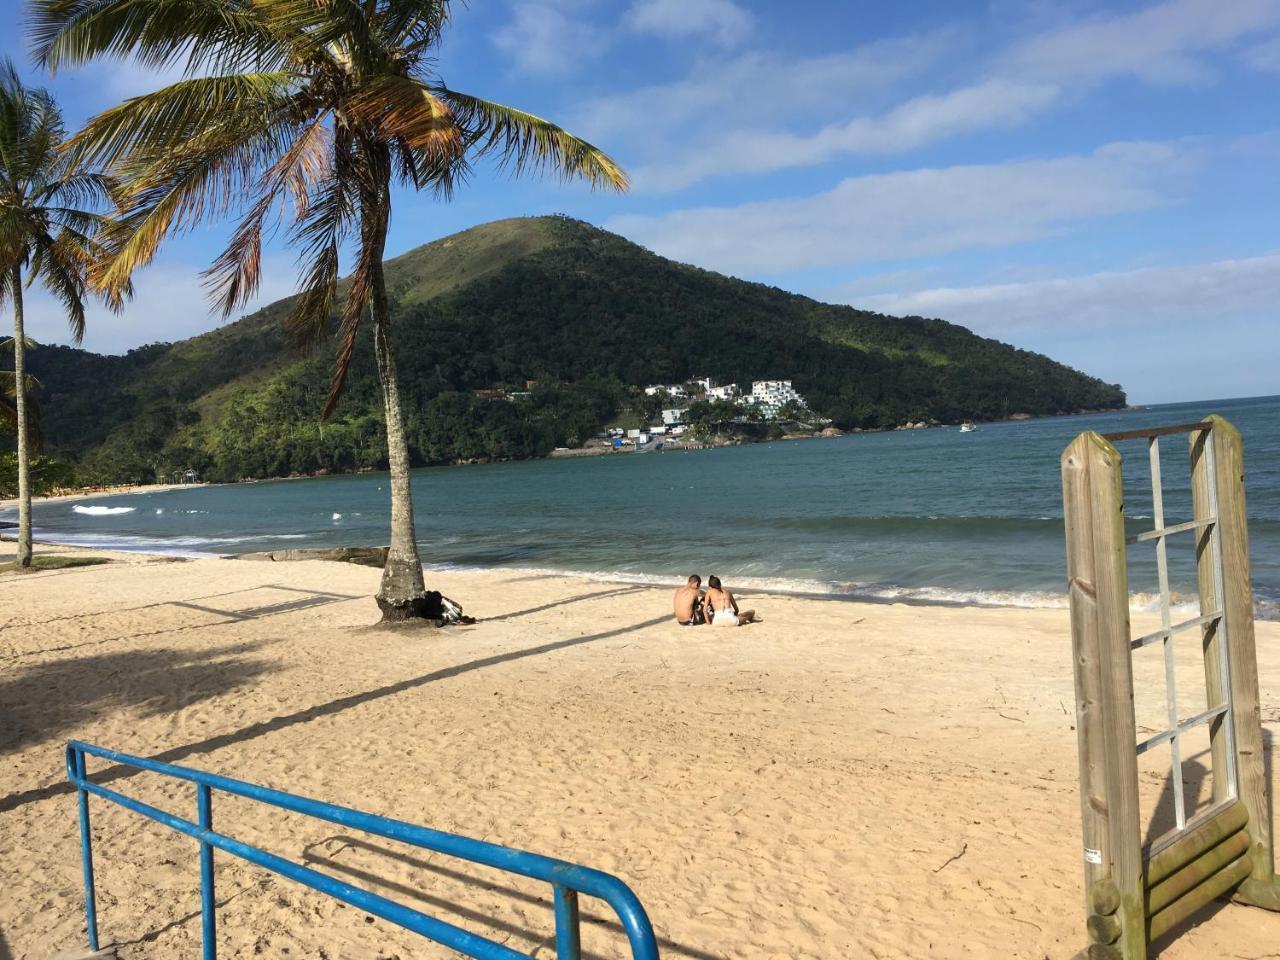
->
959;422;976;433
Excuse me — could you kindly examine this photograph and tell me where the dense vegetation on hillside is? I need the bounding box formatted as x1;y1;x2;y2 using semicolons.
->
10;216;1125;483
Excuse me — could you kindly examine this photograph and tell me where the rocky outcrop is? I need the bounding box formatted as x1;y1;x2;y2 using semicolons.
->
237;546;389;567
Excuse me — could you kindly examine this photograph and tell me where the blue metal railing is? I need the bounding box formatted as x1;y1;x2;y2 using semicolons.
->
66;741;660;960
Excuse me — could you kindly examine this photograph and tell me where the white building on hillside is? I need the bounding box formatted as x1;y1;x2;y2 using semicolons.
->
644;384;688;399
706;383;739;400
662;407;689;425
743;380;807;419
751;380;801;404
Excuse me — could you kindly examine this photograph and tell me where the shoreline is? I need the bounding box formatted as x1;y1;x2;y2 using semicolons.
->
3;533;1070;610
0;480;209;512
11;537;1276;620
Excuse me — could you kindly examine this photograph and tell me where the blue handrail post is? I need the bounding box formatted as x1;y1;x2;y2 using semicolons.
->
197;783;216;960
553;884;581;960
71;745;100;952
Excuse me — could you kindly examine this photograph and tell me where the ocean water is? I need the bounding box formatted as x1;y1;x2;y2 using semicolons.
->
8;395;1279;613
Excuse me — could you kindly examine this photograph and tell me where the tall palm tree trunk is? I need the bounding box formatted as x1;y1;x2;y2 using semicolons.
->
372;271;430;618
361;172;429;620
10;267;32;568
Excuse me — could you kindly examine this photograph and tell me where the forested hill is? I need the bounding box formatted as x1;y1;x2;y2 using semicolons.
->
19;215;1125;483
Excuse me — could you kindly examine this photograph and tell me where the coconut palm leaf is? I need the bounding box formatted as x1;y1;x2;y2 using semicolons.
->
433;89;629;190
0;369;42;450
31;0;285;75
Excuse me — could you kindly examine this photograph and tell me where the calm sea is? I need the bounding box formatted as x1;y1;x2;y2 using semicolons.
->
9;395;1279;614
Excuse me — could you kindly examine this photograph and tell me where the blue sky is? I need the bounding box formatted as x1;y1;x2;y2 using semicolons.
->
4;0;1279;403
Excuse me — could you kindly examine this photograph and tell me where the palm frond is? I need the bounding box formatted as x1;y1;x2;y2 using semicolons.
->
0;370;43;450
346;74;461;161
41;204;112;238
89;95;310;300
30;0;284;77
36;170;119;209
0;266;15;310
0;62;66;190
388;137;466;196
284;235;339;349
282;190;351;355
258;0;378;69
282;121;356;349
434;88;629;191
203;115;332;316
0;335;38;353
0;206;40;278
377;0;451;57
63;72;298;171
31;230;91;342
322;225;375;420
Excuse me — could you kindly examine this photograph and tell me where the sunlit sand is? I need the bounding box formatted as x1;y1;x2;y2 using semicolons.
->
2;543;1278;958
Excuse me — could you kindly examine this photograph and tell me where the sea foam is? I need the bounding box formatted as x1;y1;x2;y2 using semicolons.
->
72;505;136;516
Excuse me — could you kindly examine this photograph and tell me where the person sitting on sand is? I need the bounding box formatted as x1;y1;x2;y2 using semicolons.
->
673;574;706;625
704;575;756;626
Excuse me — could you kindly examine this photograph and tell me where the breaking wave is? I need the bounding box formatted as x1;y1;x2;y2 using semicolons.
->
420;562;1273;616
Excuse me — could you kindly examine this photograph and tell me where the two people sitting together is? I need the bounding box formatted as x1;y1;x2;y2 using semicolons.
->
673;574;757;627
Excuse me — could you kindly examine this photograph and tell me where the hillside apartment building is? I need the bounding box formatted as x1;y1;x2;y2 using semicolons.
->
647;378;809;425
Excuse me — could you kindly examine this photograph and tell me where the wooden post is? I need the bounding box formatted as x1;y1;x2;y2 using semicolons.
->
1192;415;1280;909
1063;432;1147;959
1189;423;1233;808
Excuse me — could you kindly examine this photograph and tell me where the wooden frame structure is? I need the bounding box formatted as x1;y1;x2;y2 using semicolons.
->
1061;415;1280;959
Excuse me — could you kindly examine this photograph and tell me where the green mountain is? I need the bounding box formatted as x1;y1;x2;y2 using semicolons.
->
17;215;1125;483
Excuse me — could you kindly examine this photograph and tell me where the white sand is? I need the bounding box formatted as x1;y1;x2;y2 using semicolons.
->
2;543;1278;959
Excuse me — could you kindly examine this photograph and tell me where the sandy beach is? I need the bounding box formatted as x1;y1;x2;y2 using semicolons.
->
2;542;1279;959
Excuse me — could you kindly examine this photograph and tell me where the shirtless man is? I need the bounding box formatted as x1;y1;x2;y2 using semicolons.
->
673;574;706;625
704;575;757;626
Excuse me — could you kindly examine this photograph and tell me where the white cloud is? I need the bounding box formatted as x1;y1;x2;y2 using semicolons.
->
847;251;1280;402
1002;0;1280;86
573;32;953;142
592;0;1280;191
23;256;298;355
490;3;612;76
631;78;1060;192
849;252;1280;336
609;140;1197;275
488;0;754;77
624;0;753;47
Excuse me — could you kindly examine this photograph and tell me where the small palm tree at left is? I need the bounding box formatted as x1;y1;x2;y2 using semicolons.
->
0;62;123;568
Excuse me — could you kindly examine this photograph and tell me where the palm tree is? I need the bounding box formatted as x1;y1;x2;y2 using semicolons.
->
33;0;628;619
0;62;121;568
